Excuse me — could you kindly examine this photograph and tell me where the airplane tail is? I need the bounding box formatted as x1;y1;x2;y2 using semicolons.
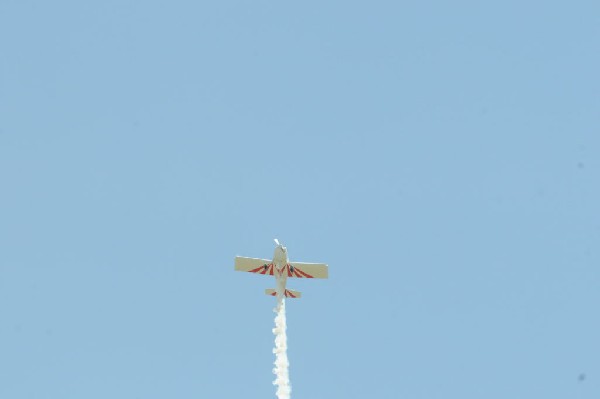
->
265;288;302;299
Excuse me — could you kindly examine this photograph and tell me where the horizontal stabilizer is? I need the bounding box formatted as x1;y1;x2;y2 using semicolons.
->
265;288;302;299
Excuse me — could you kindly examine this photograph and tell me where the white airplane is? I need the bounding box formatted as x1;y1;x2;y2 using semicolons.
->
235;239;328;298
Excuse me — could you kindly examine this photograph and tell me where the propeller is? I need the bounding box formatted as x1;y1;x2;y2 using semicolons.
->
274;238;280;246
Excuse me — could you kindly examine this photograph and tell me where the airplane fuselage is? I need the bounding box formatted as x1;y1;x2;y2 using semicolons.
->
272;245;289;295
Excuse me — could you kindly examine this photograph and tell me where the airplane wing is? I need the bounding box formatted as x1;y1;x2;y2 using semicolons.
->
234;256;275;275
288;262;328;279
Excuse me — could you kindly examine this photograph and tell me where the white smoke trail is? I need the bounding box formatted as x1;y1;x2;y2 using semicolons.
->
272;294;291;399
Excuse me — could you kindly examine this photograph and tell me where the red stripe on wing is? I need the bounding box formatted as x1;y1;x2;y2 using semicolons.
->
248;264;273;274
249;265;265;273
293;267;314;278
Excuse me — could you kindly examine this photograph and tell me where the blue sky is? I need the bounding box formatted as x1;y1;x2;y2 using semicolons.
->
1;1;599;398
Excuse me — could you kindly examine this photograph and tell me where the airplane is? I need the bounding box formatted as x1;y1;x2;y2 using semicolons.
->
234;239;328;298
